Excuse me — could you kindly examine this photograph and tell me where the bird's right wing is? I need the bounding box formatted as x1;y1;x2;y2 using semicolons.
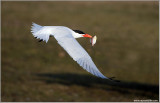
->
31;23;53;43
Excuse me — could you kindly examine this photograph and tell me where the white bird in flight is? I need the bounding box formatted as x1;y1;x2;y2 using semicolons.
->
31;23;110;80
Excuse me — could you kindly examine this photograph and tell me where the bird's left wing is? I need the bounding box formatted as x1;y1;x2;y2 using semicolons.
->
54;34;109;79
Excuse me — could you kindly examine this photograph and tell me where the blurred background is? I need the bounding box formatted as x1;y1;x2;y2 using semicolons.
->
1;1;159;102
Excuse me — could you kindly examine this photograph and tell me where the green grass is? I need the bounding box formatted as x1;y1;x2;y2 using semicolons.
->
1;1;159;102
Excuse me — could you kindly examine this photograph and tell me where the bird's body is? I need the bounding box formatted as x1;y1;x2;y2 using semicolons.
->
31;23;109;79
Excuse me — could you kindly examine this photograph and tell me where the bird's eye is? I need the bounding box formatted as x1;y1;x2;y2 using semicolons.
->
73;30;85;34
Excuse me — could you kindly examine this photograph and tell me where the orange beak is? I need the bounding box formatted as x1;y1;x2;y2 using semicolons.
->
82;34;92;38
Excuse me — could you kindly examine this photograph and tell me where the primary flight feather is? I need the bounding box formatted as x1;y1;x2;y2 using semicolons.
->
31;23;110;79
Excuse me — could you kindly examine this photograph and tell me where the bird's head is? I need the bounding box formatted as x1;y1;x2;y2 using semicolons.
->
73;30;92;38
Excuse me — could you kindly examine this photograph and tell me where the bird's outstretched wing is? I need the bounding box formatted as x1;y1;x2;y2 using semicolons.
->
54;37;108;79
31;23;109;79
31;23;53;43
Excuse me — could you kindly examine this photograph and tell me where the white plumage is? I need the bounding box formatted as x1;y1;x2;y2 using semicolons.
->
31;22;109;79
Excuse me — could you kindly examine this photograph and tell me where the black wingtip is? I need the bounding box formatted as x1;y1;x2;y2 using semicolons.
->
108;77;120;82
39;39;43;42
34;36;43;42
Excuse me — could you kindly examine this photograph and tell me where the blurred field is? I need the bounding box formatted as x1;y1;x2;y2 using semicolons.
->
1;1;159;102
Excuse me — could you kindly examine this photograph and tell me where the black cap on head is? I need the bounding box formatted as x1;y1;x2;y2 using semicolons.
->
73;30;85;34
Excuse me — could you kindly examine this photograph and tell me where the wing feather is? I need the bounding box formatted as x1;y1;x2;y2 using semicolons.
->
54;35;108;79
31;23;53;43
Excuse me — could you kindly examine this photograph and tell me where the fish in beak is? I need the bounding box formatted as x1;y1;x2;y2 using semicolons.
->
82;34;97;46
90;35;97;46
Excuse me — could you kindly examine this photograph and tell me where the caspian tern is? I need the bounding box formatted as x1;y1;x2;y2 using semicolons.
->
31;23;109;79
